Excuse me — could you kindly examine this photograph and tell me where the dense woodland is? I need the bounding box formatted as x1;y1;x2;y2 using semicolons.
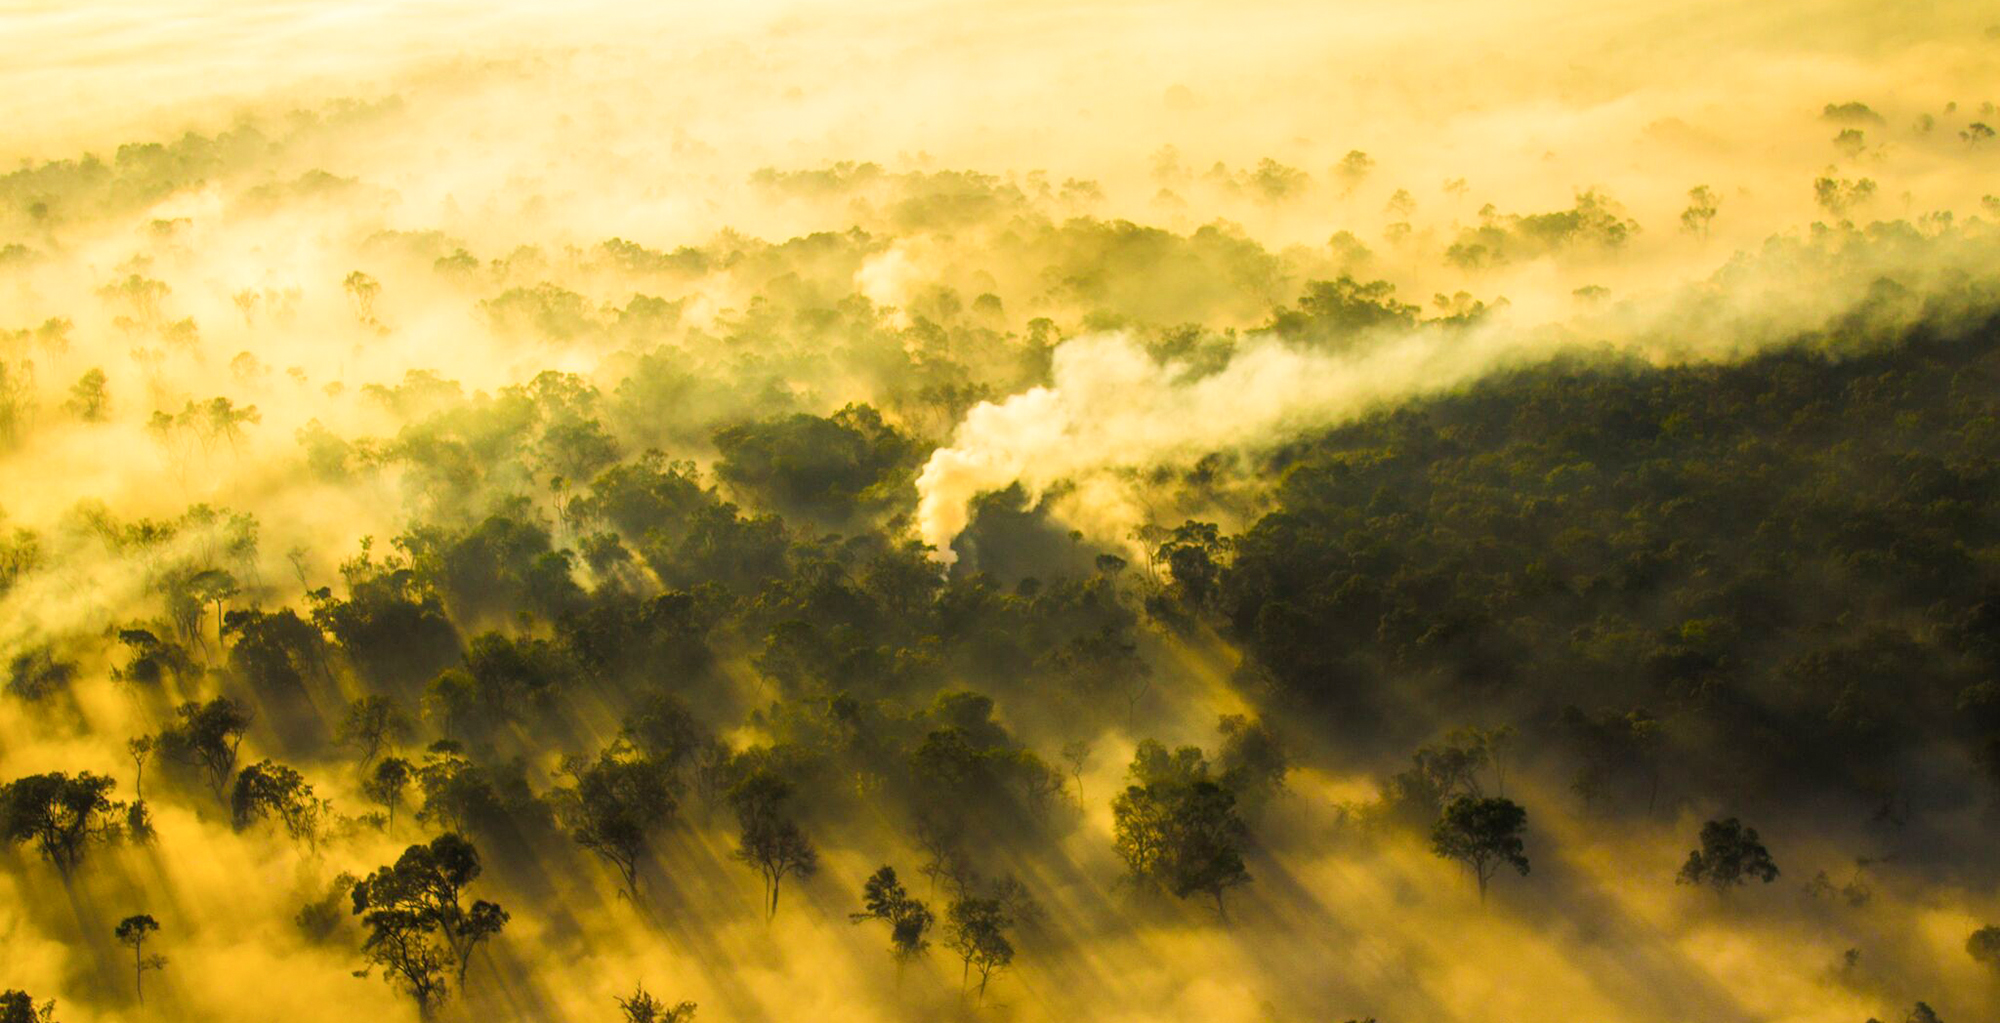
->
3;70;2000;1023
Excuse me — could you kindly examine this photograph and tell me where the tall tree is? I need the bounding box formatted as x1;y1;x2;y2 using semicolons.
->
113;914;166;1004
727;770;817;919
351;833;509;1012
555;742;677;899
1111;743;1253;914
1430;796;1530;902
945;895;1014;1002
364;756;414;834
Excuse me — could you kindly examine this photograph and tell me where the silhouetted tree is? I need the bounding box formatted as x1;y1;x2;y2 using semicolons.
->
365;756;414;834
0;771;121;877
617;986;696;1023
1680;185;1720;237
945;895;1014;1002
1969;924;2000;974
1059;740;1092;803
231;759;329;852
62;368;108;421
1111;742;1253;914
157;696;251;802
1430;796;1529;901
113;914;165;1004
1677;818;1778;894
352;833;509;1012
0;991;56;1023
728;769;817;919
339;695;413;770
555;742;677;899
851;866;934;960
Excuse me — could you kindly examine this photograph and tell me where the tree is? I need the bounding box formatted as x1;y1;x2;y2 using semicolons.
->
364;756;414;834
157;696;251;801
617;986;696;1023
555;742;678;899
0;991;56;1023
1335;150;1375;197
1059;740;1091;803
113;914;166;1004
1970;924;2000;973
231;759;330;852
1111;743;1253;914
1216;714;1288;810
62;368;108;422
125;735;156;841
344;270;381;324
851;866;934;960
1430;796;1529;902
0;771;121;877
727;770;817;919
1680;185;1720;238
351;833;509;1013
945;895;1014;1002
1676;817;1778;895
296;872;358;944
414;742;500;835
338;695;413;770
127;736;154;802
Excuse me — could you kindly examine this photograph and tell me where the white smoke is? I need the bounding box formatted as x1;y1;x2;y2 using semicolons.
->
914;320;1531;561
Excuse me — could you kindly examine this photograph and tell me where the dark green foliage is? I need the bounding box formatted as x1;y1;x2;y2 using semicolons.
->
401;514;584;623
351;833;509;1013
296;872;358;943
0;990;55;1023
112;628;193;687
1677;818;1778;893
713;403;915;523
555;742;678;898
339;694;414;769
1216;714;1288;811
1221;318;2000;807
365;757;414;833
308;557;460;689
1265;276;1420;347
0;772;121;875
945;894;1014;1000
558;591;715;686
156;697;252;800
851;865;934;959
1431;796;1529;901
728;767;818;919
5;647;76;702
412;742;507;836
621;691;713;776
222;607;326;697
1111;742;1252;913
230;759;328;849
